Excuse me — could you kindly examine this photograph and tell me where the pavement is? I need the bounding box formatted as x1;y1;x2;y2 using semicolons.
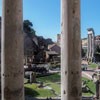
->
82;67;97;81
25;96;94;100
0;96;95;100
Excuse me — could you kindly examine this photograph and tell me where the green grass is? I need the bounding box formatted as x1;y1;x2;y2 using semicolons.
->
24;83;56;97
24;73;61;97
45;82;61;95
37;73;60;83
82;77;96;96
88;63;97;68
24;84;39;97
82;93;93;96
24;73;95;97
37;73;61;96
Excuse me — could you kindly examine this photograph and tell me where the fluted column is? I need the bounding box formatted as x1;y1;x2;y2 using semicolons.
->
61;0;81;100
1;0;24;100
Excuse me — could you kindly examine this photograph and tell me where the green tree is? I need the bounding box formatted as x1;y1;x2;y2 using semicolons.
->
23;20;35;36
95;45;100;54
81;48;87;57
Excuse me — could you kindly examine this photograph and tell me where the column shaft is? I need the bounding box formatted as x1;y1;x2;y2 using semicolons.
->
1;0;24;100
61;0;81;100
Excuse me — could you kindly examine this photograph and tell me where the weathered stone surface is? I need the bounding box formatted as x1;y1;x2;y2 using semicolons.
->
1;0;24;100
61;0;81;100
87;28;95;61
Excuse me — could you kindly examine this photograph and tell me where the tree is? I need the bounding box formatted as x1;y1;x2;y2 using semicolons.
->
23;20;36;36
95;45;100;54
94;45;100;62
81;48;87;58
23;20;38;64
23;20;54;63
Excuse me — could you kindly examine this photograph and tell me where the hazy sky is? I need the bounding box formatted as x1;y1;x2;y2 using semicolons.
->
0;0;100;41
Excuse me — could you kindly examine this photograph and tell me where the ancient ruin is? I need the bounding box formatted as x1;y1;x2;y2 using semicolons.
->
1;0;81;100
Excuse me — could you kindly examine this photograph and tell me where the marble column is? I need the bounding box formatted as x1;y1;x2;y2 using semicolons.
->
61;0;81;100
1;0;24;100
87;28;95;62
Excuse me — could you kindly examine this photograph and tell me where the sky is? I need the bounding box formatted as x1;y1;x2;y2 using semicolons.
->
0;0;100;41
81;0;100;39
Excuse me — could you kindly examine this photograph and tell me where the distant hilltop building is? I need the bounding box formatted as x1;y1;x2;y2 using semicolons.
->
46;43;60;62
45;34;61;62
95;35;100;46
82;35;100;48
82;38;88;49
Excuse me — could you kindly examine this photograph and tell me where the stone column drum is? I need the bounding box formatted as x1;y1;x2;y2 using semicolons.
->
61;0;81;100
1;0;24;100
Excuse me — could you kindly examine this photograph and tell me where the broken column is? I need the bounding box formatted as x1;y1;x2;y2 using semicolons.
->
87;28;95;62
61;0;81;100
1;0;24;100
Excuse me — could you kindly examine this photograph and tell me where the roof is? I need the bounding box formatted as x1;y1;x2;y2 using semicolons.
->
46;51;58;55
48;43;60;49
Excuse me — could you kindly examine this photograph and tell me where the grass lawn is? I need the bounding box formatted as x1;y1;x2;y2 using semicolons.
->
24;73;96;97
48;82;60;95
24;73;61;97
82;77;96;96
24;83;55;97
37;73;61;95
37;73;60;83
88;63;97;69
